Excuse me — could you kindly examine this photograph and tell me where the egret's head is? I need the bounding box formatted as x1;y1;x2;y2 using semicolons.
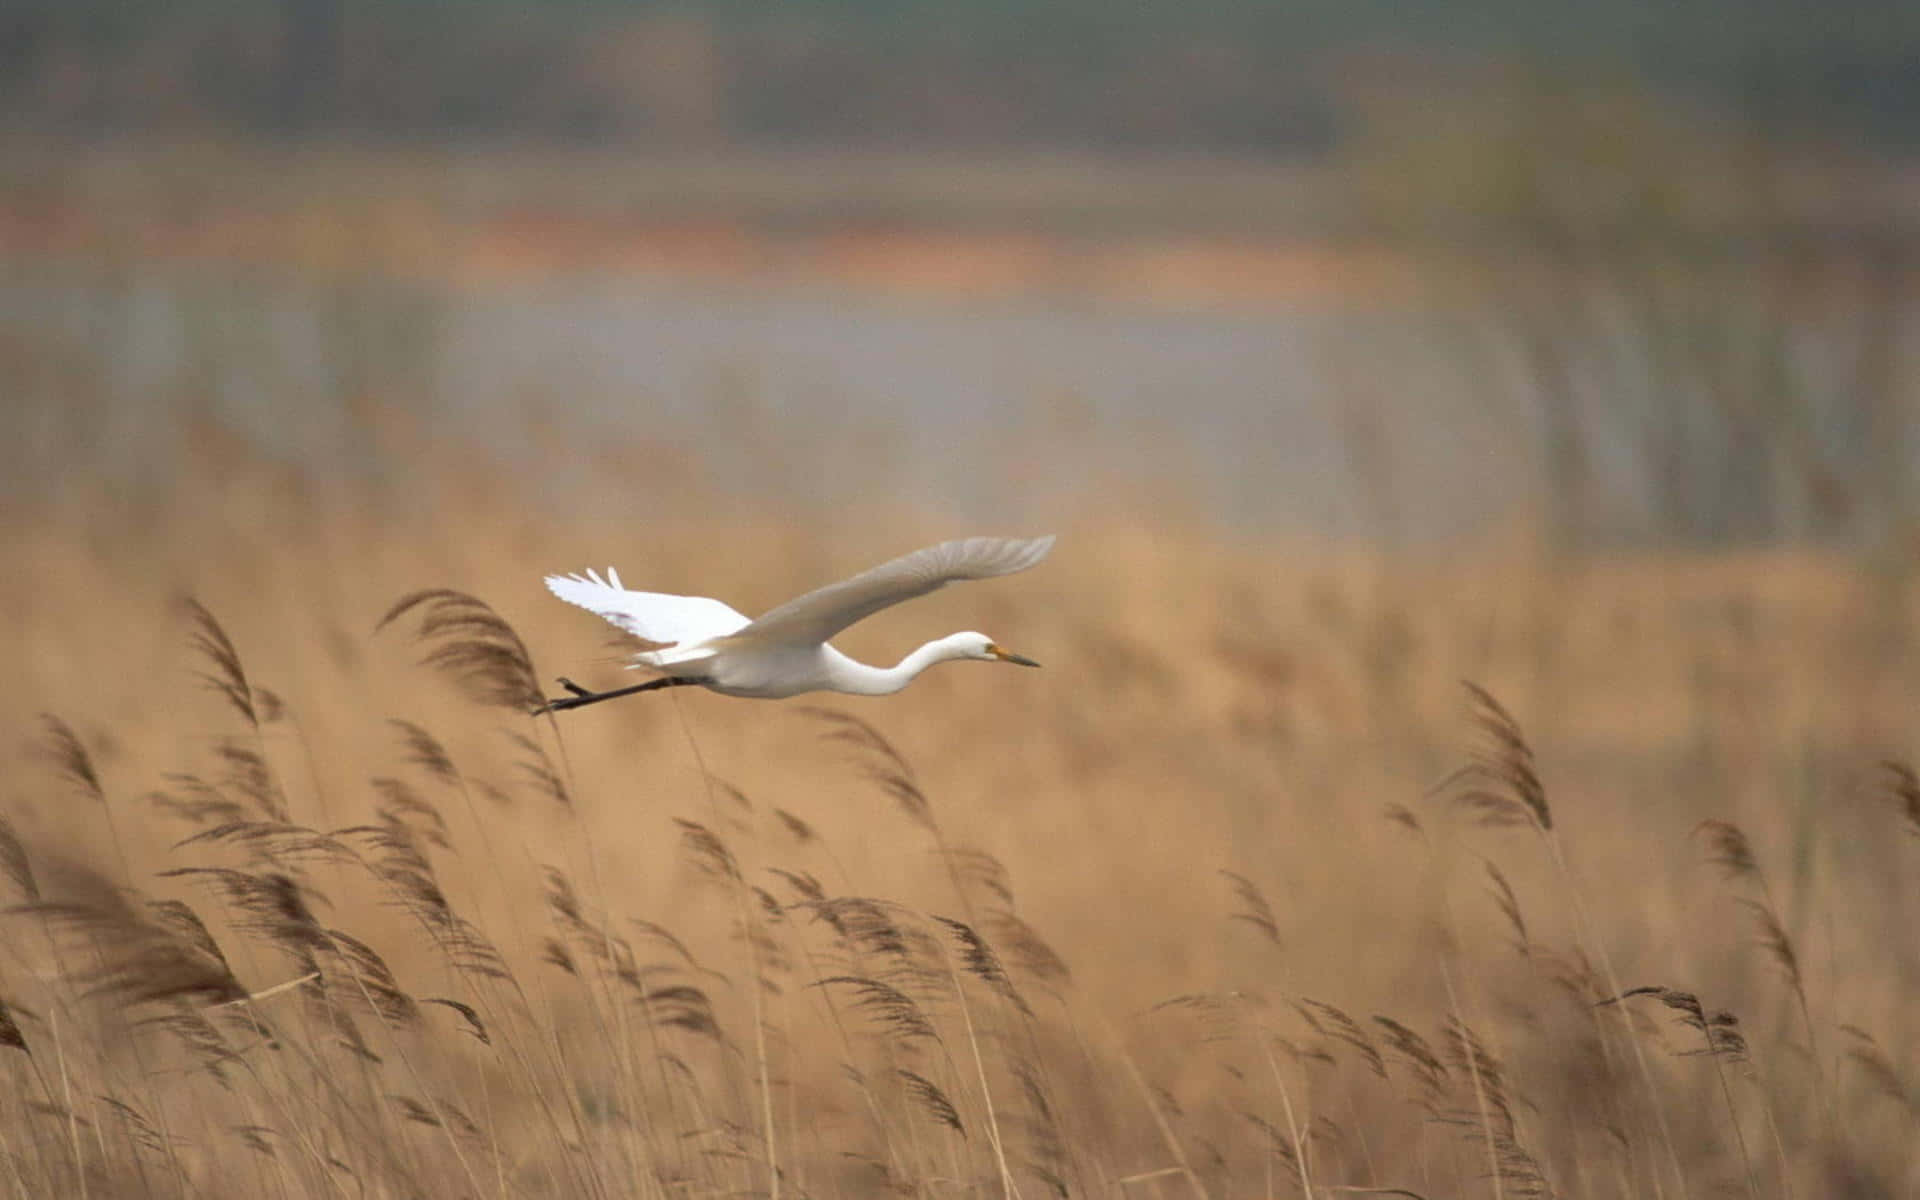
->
951;631;1040;668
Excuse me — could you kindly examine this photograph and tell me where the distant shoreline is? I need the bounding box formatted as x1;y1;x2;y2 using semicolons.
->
3;139;1916;306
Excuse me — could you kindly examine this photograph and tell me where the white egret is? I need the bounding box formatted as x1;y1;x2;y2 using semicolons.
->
537;535;1054;711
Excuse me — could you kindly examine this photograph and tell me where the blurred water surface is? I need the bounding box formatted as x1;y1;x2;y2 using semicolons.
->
3;260;1513;537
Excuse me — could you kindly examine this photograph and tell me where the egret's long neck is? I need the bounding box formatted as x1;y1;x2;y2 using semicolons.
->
833;638;963;696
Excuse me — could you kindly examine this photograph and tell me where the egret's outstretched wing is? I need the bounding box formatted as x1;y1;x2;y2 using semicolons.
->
545;567;751;646
742;535;1055;645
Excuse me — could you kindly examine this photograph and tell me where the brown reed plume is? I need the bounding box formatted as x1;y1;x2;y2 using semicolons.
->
376;589;543;712
1296;999;1387;1080
1220;870;1283;949
1600;987;1762;1198
799;706;935;831
1691;818;1818;1064
899;1068;967;1135
812;976;941;1043
1448;683;1552;831
1443;682;1688;1199
181;598;262;729
19;870;248;1011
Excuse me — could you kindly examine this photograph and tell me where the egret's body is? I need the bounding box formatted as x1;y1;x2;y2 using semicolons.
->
538;535;1053;711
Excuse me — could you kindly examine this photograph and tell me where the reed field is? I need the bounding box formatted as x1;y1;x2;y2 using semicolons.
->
5;144;1920;1200
4;419;1919;1200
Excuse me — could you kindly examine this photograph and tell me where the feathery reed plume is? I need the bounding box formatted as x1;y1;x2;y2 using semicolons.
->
798;706;913;774
1693;819;1757;880
800;707;935;831
159;867;328;968
812;977;940;1042
1296;999;1386;1080
0;814;40;902
1604;986;1760;1195
1010;1054;1071;1196
771;809;817;844
708;776;755;817
942;847;1015;908
985;911;1071;988
389;1095;442;1128
146;899;236;980
1482;860;1530;957
137;1007;246;1087
797;896;946;996
676;819;741;884
630;918;704;970
1220;871;1282;948
336;816;507;982
181;598;258;727
390;719;459;786
36;715;104;804
231;1125;275;1156
1152;992;1239;1045
1599;987;1749;1062
1448;683;1552;830
376;589;543;712
540;938;577;976
645;984;722;1040
1439;1018;1513;1132
1383;803;1425;838
173;820;349;865
1731;899;1800;993
372;777;451;850
1373;1016;1448;1100
250;686;287;724
323;928;420;1025
1837;1026;1909;1110
766;868;825;905
861;765;935;833
148;774;248;828
209;738;288;821
21;880;248;1009
97;1097;166;1154
1691;818;1813;1060
503;731;570;808
1242;1111;1302;1172
0;995;28;1054
932;915;1031;1017
898;1069;965;1135
422;997;490;1045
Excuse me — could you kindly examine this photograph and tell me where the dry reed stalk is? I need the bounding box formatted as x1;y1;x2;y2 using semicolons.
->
34;715;196;1196
1602;988;1761;1200
925;914;1019;1200
1450;682;1687;1200
673;724;782;1200
1692;816;1827;1177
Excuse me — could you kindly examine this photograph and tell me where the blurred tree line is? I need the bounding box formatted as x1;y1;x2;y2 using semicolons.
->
1;0;1917;151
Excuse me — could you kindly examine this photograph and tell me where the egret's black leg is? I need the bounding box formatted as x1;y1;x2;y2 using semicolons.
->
534;676;696;715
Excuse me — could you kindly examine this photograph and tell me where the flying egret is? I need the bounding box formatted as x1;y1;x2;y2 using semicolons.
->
536;535;1054;711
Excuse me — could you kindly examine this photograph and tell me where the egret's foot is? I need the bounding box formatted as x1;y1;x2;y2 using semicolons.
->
533;675;690;715
533;678;599;715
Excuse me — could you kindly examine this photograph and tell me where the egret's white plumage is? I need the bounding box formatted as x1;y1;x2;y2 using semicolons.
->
539;535;1054;709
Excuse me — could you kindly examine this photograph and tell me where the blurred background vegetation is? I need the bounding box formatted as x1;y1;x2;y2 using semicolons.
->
4;0;1919;552
4;0;1920;149
6;5;1920;1197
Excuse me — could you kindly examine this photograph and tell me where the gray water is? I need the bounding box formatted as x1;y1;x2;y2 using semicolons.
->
0;260;1576;538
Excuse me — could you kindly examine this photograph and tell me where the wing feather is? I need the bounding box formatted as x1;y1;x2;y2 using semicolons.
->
741;535;1055;645
544;569;751;647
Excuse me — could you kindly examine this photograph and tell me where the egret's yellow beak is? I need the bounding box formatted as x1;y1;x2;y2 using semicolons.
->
988;644;1041;668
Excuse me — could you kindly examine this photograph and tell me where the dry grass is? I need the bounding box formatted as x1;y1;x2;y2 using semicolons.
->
4;428;1920;1200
